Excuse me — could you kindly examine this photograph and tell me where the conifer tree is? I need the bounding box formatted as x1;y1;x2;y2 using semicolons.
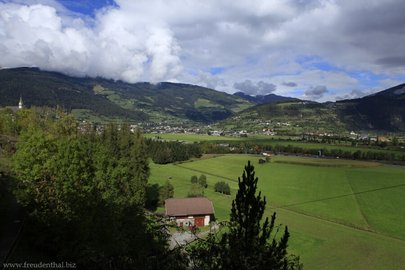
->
190;161;302;270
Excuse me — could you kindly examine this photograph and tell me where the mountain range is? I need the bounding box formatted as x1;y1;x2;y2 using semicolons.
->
0;67;250;123
0;67;404;132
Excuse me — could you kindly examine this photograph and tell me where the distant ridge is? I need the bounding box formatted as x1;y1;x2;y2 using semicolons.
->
0;67;404;131
233;91;300;104
227;83;405;132
0;67;252;123
337;83;405;131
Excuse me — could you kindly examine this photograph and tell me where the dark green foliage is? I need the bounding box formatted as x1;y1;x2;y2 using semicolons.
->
337;83;405;131
214;181;230;195
147;139;202;164
198;174;208;188
202;140;405;163
190;161;302;270
145;184;160;211
159;180;174;205
11;114;179;269
191;175;198;184
94;123;149;207
187;183;204;198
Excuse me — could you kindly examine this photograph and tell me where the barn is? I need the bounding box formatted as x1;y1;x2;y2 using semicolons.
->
165;197;215;227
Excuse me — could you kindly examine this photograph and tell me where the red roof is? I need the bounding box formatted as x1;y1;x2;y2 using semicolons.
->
165;197;215;216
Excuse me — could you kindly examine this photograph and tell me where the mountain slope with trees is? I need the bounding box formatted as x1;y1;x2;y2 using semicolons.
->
233;91;300;104
337;83;405;131
229;84;405;133
1;67;404;132
0;68;251;123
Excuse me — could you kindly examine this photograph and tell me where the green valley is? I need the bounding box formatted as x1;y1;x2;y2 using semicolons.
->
149;154;405;270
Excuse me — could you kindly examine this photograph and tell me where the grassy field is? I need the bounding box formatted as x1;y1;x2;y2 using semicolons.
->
149;154;405;270
144;133;404;157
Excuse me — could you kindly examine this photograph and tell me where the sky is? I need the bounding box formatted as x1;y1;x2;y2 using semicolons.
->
1;0;405;101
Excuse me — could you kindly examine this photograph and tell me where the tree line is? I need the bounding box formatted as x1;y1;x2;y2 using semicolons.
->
146;139;202;164
201;141;405;162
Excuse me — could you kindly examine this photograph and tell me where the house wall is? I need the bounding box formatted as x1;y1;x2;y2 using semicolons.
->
204;215;210;226
175;215;210;227
175;217;194;227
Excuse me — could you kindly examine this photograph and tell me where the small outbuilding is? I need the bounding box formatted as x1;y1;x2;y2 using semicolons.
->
165;197;215;227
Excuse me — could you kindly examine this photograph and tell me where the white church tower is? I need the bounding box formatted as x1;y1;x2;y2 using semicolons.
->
18;96;24;109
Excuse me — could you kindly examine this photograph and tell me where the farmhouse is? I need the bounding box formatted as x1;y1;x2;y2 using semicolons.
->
165;197;215;227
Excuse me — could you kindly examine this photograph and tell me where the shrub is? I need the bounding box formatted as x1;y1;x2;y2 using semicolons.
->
198;174;208;188
214;181;230;195
190;175;198;184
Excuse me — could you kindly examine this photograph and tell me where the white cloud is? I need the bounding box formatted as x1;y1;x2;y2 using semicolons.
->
0;1;182;82
1;0;405;100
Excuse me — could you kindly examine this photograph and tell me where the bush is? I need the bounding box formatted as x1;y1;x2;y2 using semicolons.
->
198;174;208;188
190;175;198;184
188;183;204;197
214;181;230;195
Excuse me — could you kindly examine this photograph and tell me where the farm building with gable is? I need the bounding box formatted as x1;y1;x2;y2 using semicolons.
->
165;197;215;227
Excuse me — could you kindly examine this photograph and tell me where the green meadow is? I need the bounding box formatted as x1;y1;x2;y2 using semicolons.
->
149;154;405;270
144;133;403;157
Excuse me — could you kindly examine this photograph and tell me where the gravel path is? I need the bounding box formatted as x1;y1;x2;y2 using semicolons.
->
169;223;219;249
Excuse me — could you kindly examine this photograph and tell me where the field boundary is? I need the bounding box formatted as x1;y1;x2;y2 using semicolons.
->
272;160;381;168
271;183;405;209
345;173;372;229
274;206;405;244
174;163;239;183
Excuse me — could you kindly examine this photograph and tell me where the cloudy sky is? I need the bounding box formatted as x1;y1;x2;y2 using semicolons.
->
1;0;405;101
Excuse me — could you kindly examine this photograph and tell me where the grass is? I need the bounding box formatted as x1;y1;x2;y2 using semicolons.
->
194;98;224;108
144;133;244;142
149;154;405;270
144;133;404;158
272;156;382;168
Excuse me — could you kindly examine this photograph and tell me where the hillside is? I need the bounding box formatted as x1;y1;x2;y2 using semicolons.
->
0;68;252;124
1;68;404;132
218;100;348;133
233;91;300;104
220;84;405;133
337;84;405;131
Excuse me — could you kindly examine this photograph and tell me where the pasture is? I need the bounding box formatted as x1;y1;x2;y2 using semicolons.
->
144;133;403;158
149;154;405;270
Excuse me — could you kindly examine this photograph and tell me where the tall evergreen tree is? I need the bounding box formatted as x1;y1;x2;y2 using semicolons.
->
190;161;302;270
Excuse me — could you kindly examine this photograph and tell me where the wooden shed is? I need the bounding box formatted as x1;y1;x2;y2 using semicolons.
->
165;197;215;227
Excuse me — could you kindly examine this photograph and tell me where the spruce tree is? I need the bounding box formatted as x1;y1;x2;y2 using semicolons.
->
190;161;302;270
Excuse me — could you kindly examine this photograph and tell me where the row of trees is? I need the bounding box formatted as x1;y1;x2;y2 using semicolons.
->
201;141;405;162
146;139;202;164
188;175;208;197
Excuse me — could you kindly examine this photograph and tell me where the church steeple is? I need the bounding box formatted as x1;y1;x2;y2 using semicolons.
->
18;95;23;109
